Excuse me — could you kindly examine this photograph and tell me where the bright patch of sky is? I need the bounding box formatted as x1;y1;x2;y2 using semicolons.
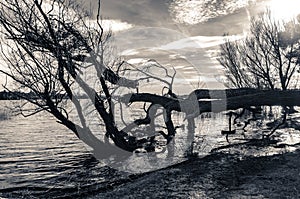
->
100;20;133;32
268;0;300;21
121;49;139;56
126;58;148;65
160;35;244;50
169;0;255;25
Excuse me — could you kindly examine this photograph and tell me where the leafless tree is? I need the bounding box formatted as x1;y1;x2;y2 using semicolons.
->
218;11;300;138
218;10;300;90
0;0;189;156
1;1;300;159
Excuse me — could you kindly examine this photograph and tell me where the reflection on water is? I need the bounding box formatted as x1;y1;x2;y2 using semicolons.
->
0;101;299;198
0;107;10;121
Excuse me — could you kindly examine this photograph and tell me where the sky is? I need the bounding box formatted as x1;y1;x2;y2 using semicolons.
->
85;0;267;90
93;0;300;91
1;0;300;91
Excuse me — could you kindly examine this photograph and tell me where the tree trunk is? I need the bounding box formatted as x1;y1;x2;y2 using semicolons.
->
126;89;300;116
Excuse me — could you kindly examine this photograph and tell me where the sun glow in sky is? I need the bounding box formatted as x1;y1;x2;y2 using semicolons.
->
269;0;300;21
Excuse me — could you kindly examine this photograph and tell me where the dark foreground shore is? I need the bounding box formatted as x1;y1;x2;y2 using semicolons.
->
94;148;300;199
1;147;299;198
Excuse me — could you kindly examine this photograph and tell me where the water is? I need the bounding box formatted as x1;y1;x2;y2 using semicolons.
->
0;101;299;198
0;102;128;198
0;101;222;198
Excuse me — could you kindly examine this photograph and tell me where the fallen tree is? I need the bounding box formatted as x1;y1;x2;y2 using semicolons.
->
125;88;300;119
0;0;299;158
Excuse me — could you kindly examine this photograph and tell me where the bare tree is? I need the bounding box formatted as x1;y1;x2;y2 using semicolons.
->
2;1;300;160
0;0;189;157
218;10;300;90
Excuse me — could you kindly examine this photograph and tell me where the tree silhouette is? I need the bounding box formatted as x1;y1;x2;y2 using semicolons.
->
0;0;190;156
218;10;300;90
1;1;300;159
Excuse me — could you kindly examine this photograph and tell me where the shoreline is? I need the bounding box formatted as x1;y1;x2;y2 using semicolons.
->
95;148;300;198
1;147;299;198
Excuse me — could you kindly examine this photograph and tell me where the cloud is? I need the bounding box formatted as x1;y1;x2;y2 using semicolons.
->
160;35;244;50
101;19;133;32
87;19;133;32
121;49;140;56
98;0;173;27
126;58;147;65
113;27;187;52
169;0;255;25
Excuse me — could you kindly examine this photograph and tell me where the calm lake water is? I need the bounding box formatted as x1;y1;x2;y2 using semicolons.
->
0;101;299;198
